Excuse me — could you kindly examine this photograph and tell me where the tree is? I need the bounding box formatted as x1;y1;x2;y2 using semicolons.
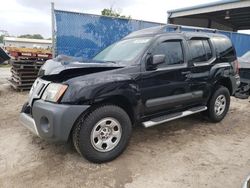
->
18;34;44;39
101;8;131;19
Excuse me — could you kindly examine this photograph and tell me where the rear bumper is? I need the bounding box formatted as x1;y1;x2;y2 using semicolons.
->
20;100;90;142
231;74;241;95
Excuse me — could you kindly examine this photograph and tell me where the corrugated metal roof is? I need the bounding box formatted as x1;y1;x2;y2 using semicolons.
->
167;0;240;14
168;0;250;31
3;37;52;44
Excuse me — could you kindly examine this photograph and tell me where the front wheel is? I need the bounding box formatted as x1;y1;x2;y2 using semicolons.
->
207;86;230;122
72;105;132;163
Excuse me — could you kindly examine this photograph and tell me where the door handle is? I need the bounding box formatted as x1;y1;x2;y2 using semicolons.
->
181;71;192;79
181;71;191;75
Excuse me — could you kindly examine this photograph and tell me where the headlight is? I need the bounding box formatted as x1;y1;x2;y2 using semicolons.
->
42;83;68;102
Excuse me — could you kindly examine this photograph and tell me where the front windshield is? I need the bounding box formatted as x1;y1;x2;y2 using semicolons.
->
93;37;152;62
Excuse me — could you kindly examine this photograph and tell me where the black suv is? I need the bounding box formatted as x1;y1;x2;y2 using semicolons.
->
20;26;240;163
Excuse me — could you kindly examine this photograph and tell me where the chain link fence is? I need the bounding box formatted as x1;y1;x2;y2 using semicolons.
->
54;10;163;59
54;9;250;58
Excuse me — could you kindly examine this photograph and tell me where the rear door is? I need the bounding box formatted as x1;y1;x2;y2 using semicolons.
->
188;37;216;104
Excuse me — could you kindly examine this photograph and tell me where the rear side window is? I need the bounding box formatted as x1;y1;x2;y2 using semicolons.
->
211;37;236;62
188;39;213;63
152;40;184;67
203;40;212;60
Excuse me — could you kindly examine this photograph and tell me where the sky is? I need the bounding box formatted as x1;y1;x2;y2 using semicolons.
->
0;0;249;38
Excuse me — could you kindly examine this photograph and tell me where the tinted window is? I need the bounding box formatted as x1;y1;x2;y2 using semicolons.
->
203;40;212;60
93;37;152;62
188;39;212;63
152;41;184;67
211;37;236;62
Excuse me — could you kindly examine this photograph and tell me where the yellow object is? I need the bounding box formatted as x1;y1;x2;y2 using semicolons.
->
6;47;51;54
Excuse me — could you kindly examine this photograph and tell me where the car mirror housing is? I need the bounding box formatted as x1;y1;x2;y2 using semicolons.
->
146;54;165;70
152;54;165;65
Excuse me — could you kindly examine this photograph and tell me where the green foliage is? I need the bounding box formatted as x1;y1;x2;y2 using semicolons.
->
18;34;44;39
0;35;3;43
101;8;131;19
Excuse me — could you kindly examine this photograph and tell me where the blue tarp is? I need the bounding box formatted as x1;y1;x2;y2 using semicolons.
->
54;10;250;58
230;32;250;56
54;10;162;59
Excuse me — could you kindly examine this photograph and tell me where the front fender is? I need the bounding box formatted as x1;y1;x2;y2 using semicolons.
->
61;74;140;105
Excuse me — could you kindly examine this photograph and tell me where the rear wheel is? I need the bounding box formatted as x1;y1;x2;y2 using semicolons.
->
72;105;132;163
207;86;230;122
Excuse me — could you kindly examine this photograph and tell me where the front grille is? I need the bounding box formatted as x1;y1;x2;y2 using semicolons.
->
28;78;50;106
37;83;45;96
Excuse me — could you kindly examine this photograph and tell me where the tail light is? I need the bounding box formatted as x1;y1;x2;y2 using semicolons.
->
233;59;240;74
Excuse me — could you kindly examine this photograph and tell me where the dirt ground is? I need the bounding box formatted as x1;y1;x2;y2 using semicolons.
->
0;67;250;188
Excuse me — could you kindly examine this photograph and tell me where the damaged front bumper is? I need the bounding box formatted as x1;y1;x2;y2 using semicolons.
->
20;100;89;142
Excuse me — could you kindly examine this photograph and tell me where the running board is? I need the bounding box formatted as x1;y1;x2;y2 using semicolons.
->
142;106;207;128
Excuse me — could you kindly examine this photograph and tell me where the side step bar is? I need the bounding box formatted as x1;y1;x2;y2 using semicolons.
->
142;106;207;128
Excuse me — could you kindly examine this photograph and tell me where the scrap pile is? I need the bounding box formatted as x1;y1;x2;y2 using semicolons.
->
7;47;52;91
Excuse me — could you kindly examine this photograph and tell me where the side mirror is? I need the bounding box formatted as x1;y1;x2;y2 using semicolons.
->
153;54;165;65
146;54;165;70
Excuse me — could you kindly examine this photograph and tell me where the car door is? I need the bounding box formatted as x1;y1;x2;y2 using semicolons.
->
139;36;200;116
187;37;216;104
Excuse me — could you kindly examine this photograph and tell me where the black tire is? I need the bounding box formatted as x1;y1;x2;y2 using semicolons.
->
207;86;230;122
72;105;132;163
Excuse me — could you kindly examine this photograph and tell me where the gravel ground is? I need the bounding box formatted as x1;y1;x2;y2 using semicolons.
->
0;67;11;85
0;67;250;188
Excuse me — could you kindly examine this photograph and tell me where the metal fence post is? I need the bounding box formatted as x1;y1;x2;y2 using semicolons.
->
51;2;55;58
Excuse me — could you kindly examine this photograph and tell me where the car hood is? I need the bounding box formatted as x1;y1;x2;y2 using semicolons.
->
39;55;124;77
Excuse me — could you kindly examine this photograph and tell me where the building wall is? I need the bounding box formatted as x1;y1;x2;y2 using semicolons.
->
4;41;51;49
169;17;233;31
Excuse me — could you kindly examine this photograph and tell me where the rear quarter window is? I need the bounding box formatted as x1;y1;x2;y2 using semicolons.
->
211;37;236;62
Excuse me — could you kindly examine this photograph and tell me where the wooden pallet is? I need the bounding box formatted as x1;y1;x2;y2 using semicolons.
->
9;60;45;91
11;76;35;85
11;72;37;80
11;70;38;78
8;79;32;91
7;47;52;62
12;66;41;71
11;59;45;64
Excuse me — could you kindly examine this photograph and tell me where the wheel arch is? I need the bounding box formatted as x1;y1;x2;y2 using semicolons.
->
92;95;137;125
215;77;233;95
68;94;137;142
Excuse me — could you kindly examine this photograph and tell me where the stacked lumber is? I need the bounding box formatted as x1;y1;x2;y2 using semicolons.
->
7;47;52;91
6;47;52;61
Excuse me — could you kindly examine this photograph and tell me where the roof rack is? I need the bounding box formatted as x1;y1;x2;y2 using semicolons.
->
166;24;218;33
124;24;220;39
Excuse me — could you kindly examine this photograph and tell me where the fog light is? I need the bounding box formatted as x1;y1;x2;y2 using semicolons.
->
40;116;50;133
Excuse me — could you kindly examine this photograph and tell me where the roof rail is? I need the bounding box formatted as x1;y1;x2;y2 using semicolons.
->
166;24;218;33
